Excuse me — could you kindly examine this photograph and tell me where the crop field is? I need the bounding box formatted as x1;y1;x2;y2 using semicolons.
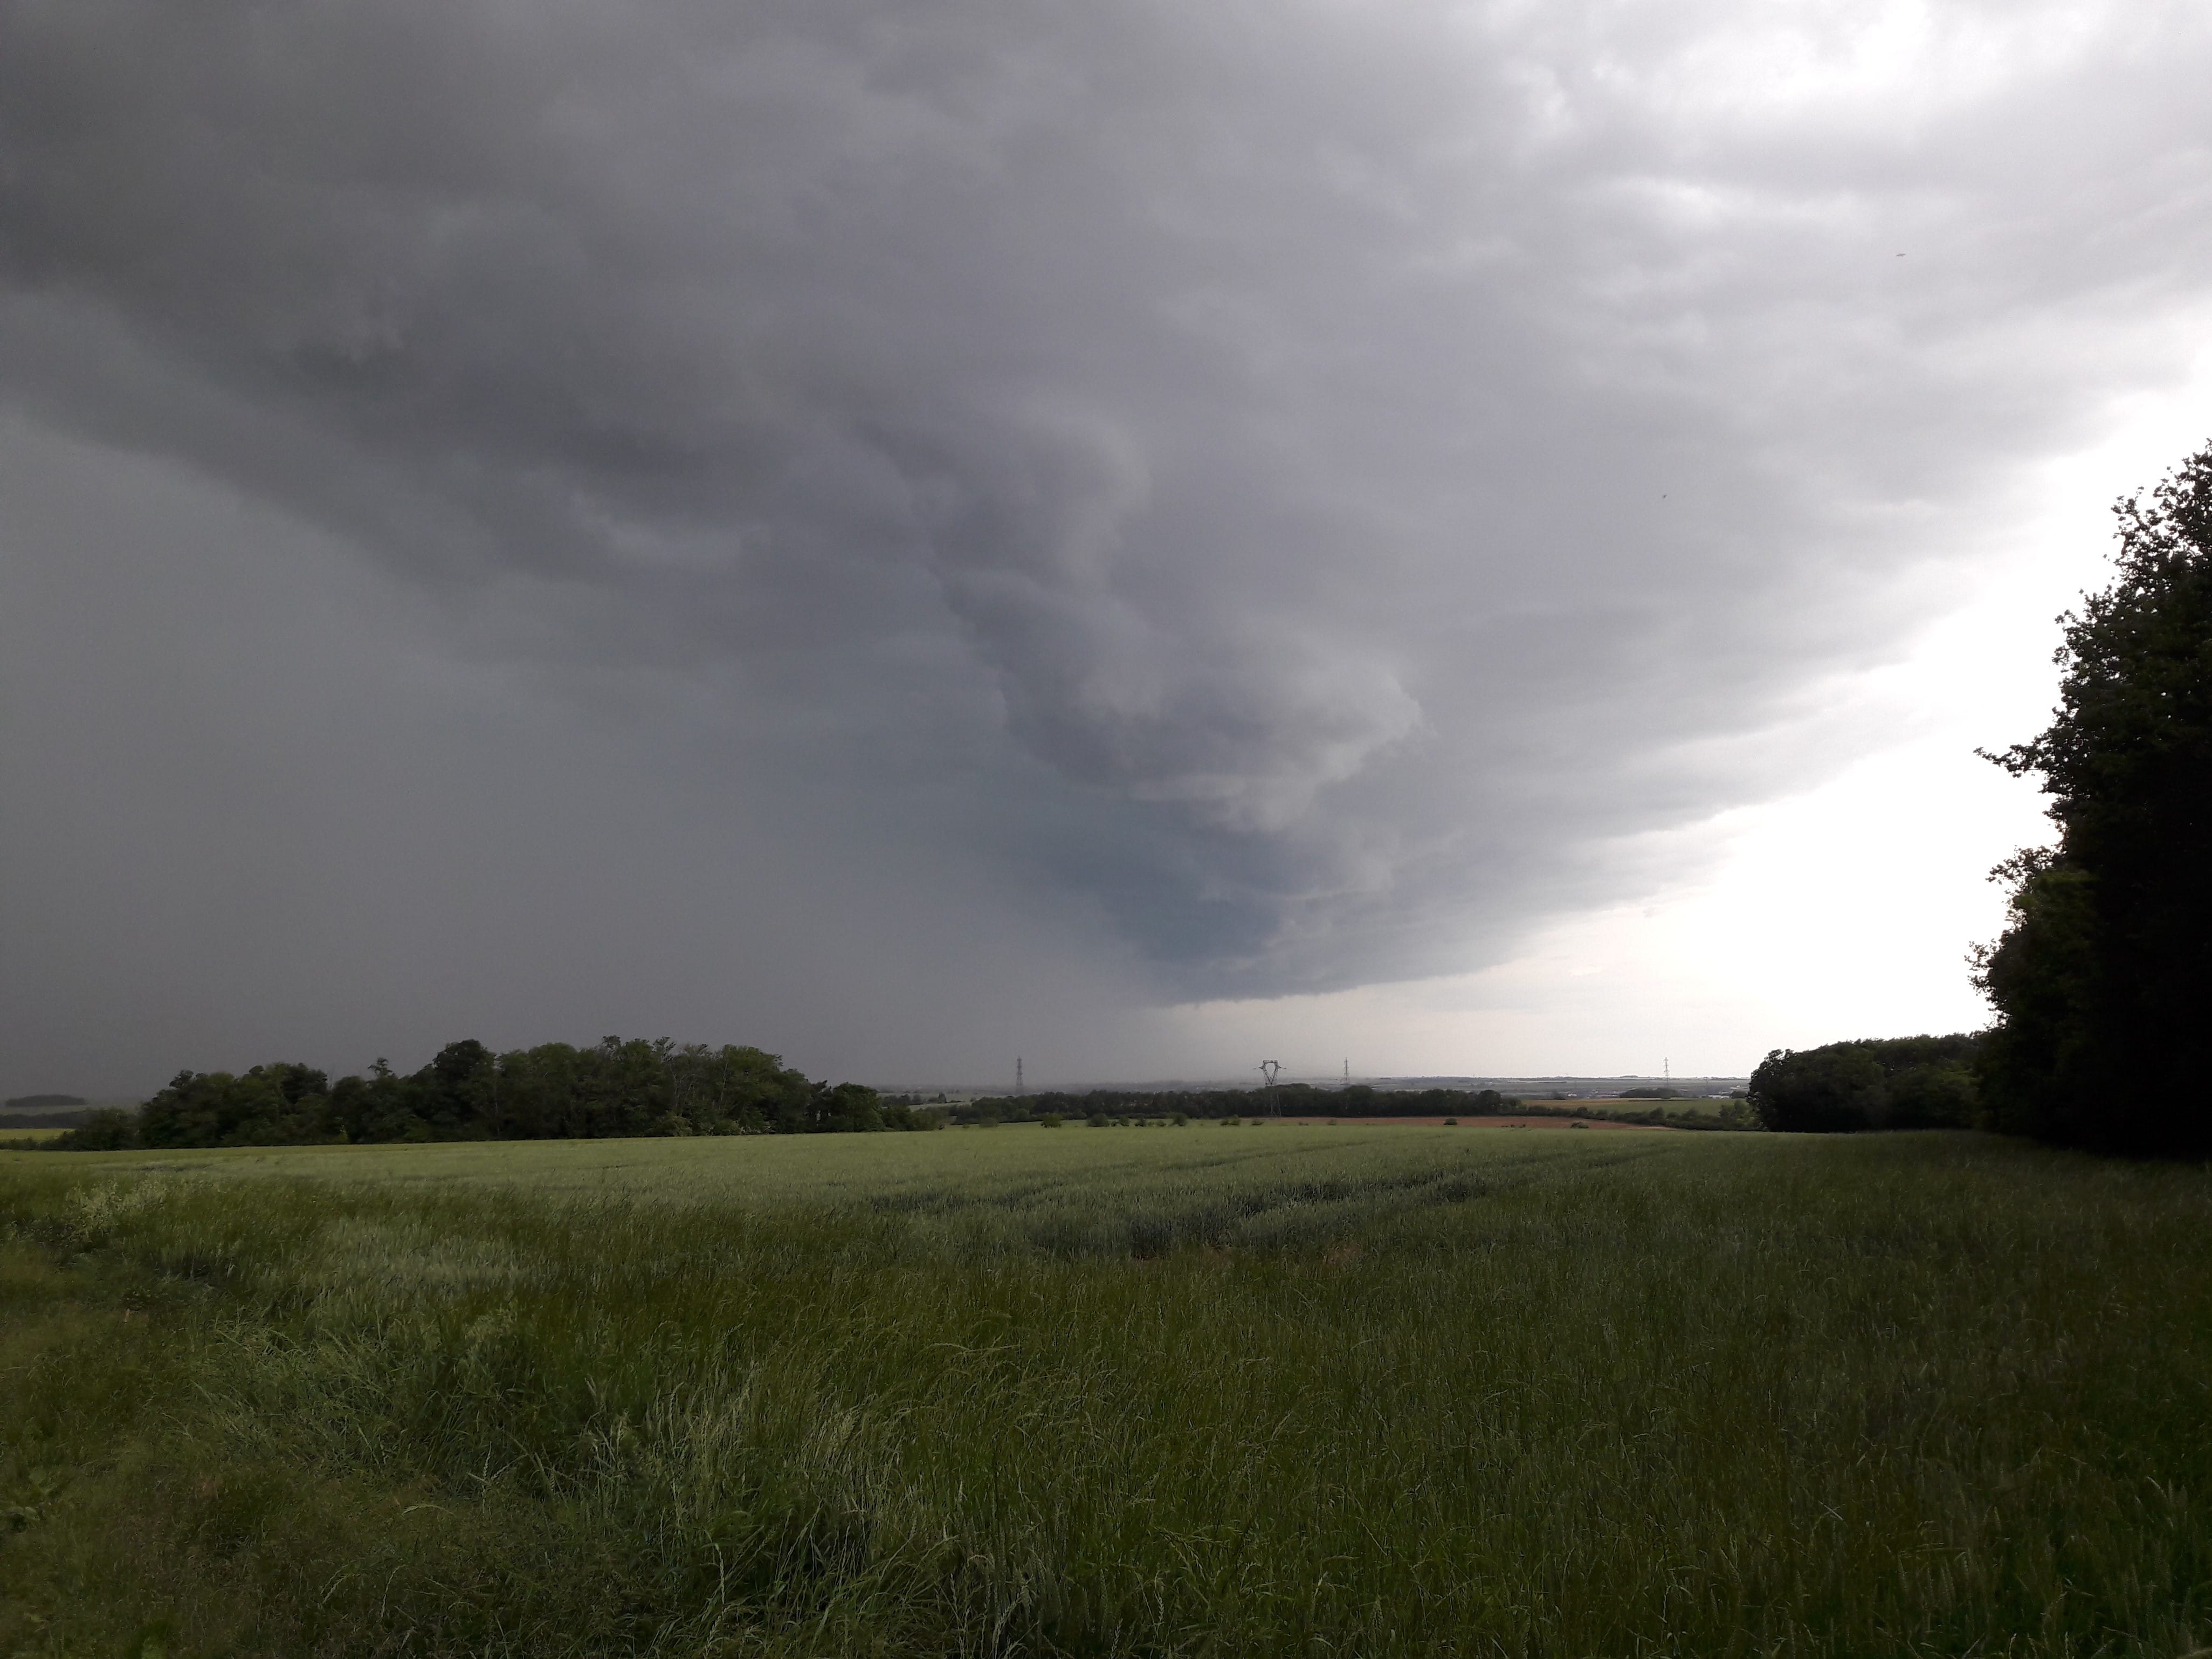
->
3;1127;2208;1657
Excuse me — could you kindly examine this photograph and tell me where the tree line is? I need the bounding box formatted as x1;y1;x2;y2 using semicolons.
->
949;1085;1745;1128
47;1037;939;1150
954;1084;1517;1125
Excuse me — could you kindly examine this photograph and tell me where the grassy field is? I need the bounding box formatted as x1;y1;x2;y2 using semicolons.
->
3;1126;2208;1656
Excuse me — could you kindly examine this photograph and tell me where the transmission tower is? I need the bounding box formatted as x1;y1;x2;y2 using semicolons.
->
1258;1059;1281;1118
1016;1056;1024;1097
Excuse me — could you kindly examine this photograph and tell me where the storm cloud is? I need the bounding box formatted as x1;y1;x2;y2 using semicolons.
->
4;0;2210;1086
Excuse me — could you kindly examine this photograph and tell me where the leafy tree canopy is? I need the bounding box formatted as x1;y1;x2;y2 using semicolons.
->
1748;1035;1981;1133
1975;440;2212;1154
51;1038;927;1151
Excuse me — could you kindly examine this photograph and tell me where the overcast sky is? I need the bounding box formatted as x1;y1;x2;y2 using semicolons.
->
4;0;2210;1098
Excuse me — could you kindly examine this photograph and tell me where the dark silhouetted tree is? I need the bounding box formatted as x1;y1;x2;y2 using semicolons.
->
1749;1036;1980;1132
1975;439;2212;1154
136;1063;337;1148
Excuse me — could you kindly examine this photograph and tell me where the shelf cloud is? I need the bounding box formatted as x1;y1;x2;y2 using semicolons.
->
4;0;2210;1084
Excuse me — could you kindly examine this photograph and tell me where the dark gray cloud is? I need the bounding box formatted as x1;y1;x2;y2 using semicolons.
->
4;0;2210;1088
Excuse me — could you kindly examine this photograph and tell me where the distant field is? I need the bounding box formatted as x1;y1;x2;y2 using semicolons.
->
1276;1113;1668;1128
4;1129;2207;1655
61;1117;1672;1208
1531;1094;1735;1116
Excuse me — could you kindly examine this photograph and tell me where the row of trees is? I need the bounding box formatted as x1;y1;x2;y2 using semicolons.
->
942;1085;1742;1126
54;1037;939;1150
955;1084;1525;1125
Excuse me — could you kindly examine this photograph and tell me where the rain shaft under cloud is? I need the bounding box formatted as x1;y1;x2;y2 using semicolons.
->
4;0;2211;1086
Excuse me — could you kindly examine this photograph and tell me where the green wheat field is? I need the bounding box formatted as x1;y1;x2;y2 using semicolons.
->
4;1126;2208;1656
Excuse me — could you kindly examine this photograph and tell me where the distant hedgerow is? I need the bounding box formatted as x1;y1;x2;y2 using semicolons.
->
49;1037;932;1151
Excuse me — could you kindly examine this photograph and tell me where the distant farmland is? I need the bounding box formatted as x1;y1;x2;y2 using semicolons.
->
4;1127;2207;1655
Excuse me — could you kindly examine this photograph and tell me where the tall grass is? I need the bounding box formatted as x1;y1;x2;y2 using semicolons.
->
3;1129;2208;1655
